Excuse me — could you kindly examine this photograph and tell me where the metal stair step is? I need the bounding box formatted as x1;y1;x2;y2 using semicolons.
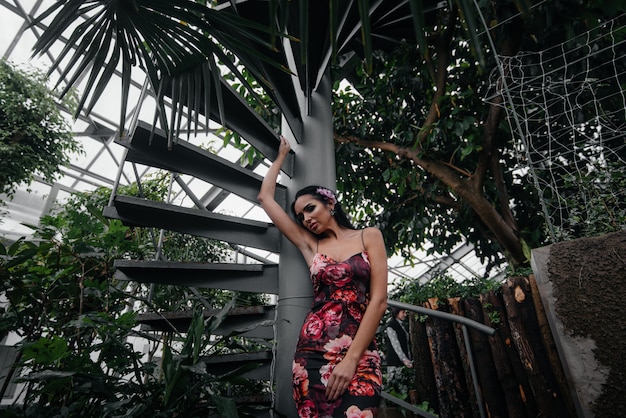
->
114;260;278;294
118;121;287;209
203;350;272;381
136;305;276;339
103;195;280;252
162;76;295;177
203;393;273;418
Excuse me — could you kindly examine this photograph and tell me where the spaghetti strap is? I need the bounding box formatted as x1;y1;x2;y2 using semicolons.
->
360;229;366;251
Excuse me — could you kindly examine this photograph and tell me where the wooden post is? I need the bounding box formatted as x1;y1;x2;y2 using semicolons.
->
424;299;472;418
502;278;556;417
409;311;439;414
480;291;528;418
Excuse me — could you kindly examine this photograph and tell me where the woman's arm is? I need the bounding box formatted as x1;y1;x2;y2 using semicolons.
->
325;227;388;401
257;136;315;259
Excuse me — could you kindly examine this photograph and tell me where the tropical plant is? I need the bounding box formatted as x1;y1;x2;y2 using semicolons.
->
332;0;626;268
0;59;80;199
28;0;297;142
391;272;501;306
0;178;266;416
552;158;626;240
25;0;626;267
28;0;509;141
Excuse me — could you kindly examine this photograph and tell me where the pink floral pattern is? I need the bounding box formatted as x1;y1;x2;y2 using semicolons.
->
346;405;375;418
292;252;381;417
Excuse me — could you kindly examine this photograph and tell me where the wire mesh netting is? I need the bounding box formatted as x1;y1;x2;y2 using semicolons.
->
487;13;626;241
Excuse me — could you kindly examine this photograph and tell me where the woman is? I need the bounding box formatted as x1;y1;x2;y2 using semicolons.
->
257;136;388;417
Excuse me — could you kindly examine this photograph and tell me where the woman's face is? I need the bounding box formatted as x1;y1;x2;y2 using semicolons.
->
293;194;333;234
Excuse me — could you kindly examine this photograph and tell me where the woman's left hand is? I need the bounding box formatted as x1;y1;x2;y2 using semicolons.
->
325;358;357;401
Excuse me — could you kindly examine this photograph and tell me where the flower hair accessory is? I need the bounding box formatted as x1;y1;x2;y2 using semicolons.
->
316;187;337;204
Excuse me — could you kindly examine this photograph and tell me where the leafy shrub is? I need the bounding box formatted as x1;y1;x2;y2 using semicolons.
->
0;59;81;199
0;178;268;416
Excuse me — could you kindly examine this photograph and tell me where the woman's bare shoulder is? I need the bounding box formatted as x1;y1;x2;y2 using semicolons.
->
362;226;383;241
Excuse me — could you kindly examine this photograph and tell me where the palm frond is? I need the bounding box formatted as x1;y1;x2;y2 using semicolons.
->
455;0;487;69
409;0;430;61
30;0;288;137
357;0;373;73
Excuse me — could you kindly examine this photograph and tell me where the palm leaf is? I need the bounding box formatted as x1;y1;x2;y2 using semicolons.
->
409;0;430;61
357;0;373;73
455;0;487;69
30;0;289;136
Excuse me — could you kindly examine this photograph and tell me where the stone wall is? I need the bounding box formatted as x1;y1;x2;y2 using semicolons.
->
531;230;626;418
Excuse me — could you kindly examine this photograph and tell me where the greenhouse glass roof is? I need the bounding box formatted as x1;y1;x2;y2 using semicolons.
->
0;0;505;289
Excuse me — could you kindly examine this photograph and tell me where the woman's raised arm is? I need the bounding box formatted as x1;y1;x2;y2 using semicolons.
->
257;136;314;257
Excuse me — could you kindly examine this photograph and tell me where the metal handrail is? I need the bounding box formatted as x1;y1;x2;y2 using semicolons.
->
388;300;496;335
383;299;496;418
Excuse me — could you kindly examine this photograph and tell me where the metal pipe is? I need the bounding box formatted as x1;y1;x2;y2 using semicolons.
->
380;391;438;418
387;300;496;336
384;299;495;417
463;324;488;418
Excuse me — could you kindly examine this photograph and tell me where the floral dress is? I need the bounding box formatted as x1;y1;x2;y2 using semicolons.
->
292;250;382;417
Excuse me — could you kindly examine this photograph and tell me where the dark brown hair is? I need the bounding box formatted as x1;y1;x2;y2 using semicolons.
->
290;185;356;232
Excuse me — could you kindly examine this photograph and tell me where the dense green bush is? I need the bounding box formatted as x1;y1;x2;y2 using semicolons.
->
0;59;81;199
391;271;502;306
0;177;268;417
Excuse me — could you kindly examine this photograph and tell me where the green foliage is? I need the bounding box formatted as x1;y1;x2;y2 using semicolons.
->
0;59;81;198
482;302;501;325
332;36;542;267
333;1;626;268
416;401;438;416
0;179;268;416
0;231;150;416
384;366;413;400
158;303;240;418
504;264;534;279
552;160;626;240
392;271;502;305
30;0;286;140
384;367;438;416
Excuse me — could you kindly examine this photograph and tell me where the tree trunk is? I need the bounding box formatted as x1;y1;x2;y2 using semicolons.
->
409;311;439;414
502;278;558;416
455;185;525;265
480;291;529;418
424;299;472;418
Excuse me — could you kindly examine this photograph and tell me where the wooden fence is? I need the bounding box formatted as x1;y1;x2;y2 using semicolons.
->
405;275;578;418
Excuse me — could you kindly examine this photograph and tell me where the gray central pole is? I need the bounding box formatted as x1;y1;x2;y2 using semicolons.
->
275;72;335;417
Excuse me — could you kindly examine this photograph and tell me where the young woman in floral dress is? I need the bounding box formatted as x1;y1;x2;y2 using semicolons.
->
258;136;388;417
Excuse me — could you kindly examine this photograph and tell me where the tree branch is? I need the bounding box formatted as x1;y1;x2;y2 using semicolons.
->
474;14;524;233
416;6;458;147
335;131;526;265
335;132;468;196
